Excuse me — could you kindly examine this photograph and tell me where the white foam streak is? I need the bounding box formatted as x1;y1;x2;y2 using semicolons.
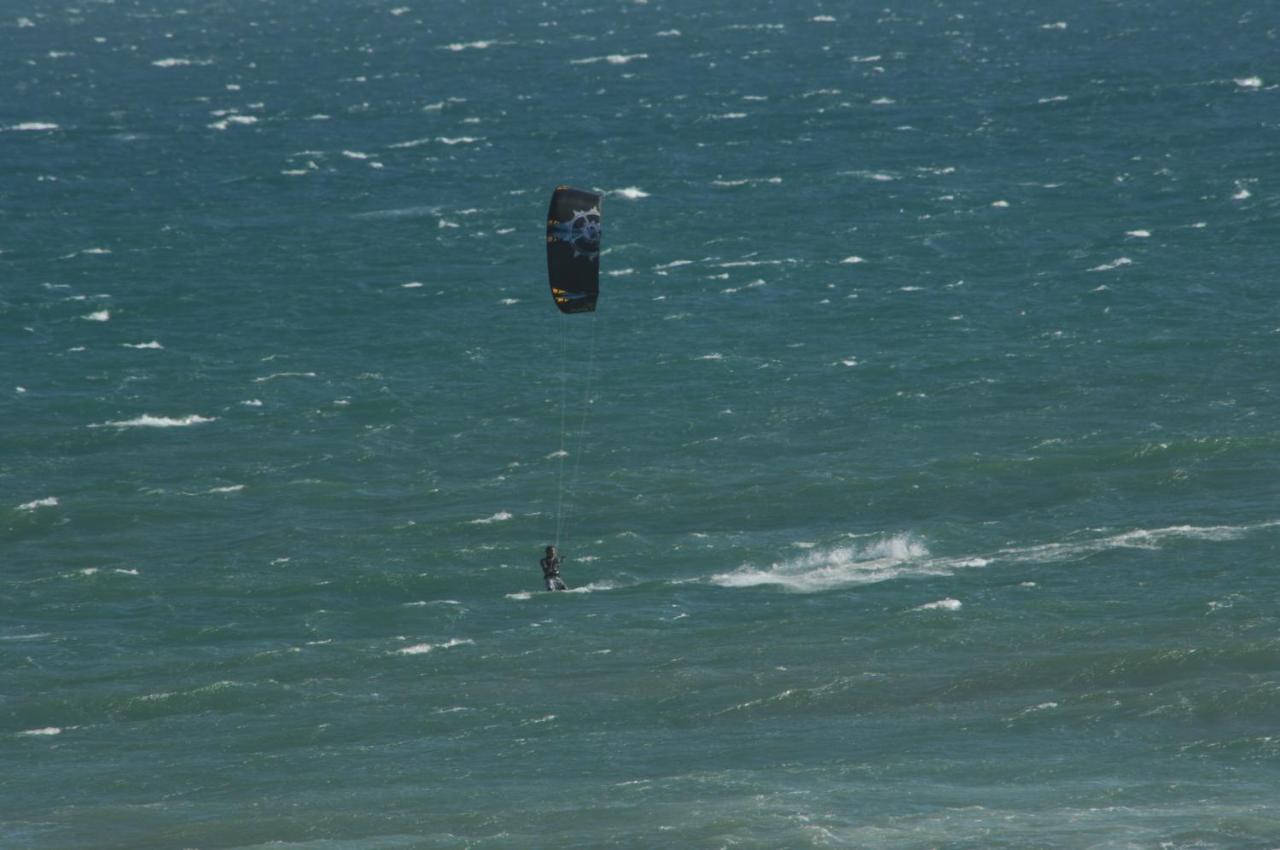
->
469;512;512;524
570;54;648;65
915;598;962;611
712;535;931;592
253;372;317;382
152;58;212;67
994;521;1280;566
396;638;474;655
444;40;500;51
1088;257;1132;272
90;414;217;429
565;581;618;594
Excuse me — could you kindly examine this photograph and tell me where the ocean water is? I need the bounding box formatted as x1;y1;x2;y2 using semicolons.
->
4;0;1279;847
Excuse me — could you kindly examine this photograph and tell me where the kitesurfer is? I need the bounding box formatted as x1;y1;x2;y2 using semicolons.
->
540;545;567;591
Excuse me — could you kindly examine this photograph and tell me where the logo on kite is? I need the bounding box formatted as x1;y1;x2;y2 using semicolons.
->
550;205;602;259
546;186;603;314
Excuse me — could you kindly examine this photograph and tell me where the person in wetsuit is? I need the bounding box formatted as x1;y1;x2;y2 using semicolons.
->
540;545;567;591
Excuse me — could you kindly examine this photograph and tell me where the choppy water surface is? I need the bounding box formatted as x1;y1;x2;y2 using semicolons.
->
4;0;1279;847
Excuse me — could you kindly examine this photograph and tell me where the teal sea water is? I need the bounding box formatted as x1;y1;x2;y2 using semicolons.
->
4;1;1280;847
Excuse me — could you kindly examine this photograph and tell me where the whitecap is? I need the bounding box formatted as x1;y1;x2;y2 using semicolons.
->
1088;257;1132;272
20;727;62;736
565;581;619;594
205;485;245;494
992;200;1010;208
656;29;681;37
401;281;424;288
711;534;932;592
253;372;317;382
152;58;210;67
89;414;217;429
506;591;533;601
696;353;723;360
17;497;58;511
82;310;110;321
612;186;649;199
811;15;836;22
839;255;865;264
469;511;512;524
914;598;961;611
240;399;263;407
122;341;163;349
1234;77;1263;89
989;520;1280;567
395;638;474;655
437;136;480;145
1125;229;1151;238
444;40;500;51
570;53;648;65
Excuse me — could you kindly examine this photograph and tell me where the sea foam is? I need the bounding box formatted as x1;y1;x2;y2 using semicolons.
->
395;638;474;655
712;534;932;592
90;414;217;429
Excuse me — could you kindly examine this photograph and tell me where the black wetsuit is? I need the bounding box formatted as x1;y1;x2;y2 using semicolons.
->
540;555;566;591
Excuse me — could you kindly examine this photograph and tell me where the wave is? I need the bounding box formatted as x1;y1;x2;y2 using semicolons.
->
565;580;619;594
395;638;473;655
711;520;1278;593
712;534;933;592
469;512;512;525
987;520;1280;566
3;122;60;132
89;414;217;429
